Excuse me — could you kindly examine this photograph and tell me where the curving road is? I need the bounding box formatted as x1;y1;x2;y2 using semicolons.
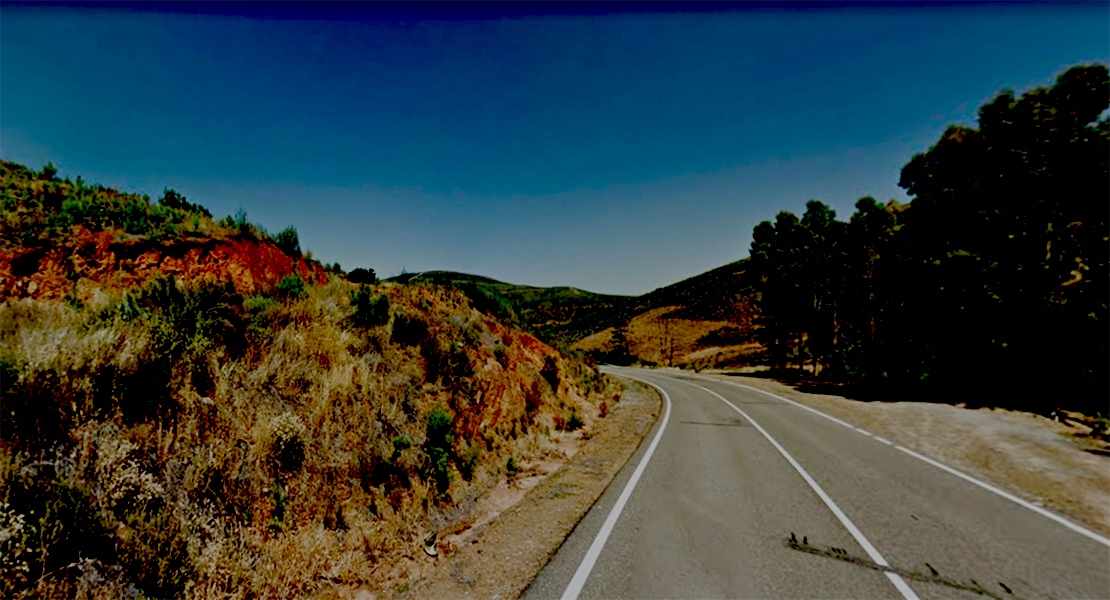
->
523;367;1110;600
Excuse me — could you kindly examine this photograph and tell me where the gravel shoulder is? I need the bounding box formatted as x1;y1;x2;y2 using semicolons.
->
699;370;1110;536
387;379;663;600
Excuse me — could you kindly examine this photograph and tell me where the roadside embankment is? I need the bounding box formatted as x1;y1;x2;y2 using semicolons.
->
359;378;662;600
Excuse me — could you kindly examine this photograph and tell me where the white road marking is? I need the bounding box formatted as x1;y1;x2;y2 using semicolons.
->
560;372;673;600
678;379;921;600
699;375;1110;549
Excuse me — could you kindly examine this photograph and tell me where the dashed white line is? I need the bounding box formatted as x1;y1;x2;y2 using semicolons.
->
560;372;673;600
678;380;921;600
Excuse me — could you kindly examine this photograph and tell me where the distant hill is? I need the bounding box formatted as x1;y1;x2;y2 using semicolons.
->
389;260;763;368
387;270;635;348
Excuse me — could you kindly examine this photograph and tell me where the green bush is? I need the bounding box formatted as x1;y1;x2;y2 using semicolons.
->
347;268;377;285
566;410;585;431
391;313;428;346
350;286;389;328
542;355;560;392
276;274;308;300
458;445;481;481
275;226;301;258
1091;414;1110;440
424;406;454;495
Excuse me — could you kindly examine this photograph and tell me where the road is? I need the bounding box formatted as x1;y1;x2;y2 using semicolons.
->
523;367;1110;600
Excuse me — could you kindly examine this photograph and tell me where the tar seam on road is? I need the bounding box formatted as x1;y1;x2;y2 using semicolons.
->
677;379;922;600
559;372;673;600
702;375;1110;549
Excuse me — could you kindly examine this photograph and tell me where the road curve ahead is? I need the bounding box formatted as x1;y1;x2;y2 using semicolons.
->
523;367;1110;600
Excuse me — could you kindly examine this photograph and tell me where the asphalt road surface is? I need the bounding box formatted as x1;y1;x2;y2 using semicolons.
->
523;367;1110;600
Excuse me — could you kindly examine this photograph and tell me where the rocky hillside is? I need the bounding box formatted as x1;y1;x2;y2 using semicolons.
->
0;162;619;598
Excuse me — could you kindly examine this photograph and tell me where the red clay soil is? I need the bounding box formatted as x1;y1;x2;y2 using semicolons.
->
0;226;328;301
452;315;586;441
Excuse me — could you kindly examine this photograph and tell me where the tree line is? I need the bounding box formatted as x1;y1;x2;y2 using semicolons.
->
748;65;1108;414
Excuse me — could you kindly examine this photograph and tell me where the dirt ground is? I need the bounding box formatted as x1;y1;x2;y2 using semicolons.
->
313;380;662;600
700;371;1110;536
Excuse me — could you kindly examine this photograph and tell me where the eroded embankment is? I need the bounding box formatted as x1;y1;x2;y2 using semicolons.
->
313;379;662;600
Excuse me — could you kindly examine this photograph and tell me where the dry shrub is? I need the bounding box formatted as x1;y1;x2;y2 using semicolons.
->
0;278;618;597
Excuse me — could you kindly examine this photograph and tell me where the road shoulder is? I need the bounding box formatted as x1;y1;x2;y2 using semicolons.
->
403;378;663;600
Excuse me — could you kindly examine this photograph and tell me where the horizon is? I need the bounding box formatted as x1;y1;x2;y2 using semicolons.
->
1;2;1107;295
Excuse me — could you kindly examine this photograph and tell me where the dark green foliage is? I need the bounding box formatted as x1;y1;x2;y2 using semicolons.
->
0;162;226;249
347;268;378;285
392;435;412;455
276;274;308;300
455;282;523;329
458;445;481;481
136;277;246;359
130;277;245;419
1;458;117;596
275;226;301;258
594;325;632;365
748;64;1109;413
158;188;212;218
565;409;584;431
424;406;454;495
391;313;429;346
541;355;560;392
350;286;390;328
1091;415;1110;440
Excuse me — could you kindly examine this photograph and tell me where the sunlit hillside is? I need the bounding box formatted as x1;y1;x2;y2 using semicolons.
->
0;162;619;598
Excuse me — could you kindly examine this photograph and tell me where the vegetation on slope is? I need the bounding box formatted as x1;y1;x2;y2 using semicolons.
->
0;161;334;304
388;270;635;348
390;264;764;369
0;168;618;598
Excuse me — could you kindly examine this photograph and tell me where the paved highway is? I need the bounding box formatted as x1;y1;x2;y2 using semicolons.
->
523;367;1110;600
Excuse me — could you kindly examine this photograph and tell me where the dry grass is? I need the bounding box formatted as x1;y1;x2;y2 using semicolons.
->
0;277;619;598
571;305;760;368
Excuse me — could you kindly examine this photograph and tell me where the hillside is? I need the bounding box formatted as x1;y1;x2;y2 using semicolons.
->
388;270;635;348
0;162;621;598
570;260;763;368
392;260;763;369
0;161;330;304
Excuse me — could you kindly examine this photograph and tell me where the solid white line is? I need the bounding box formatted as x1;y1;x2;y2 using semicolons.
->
679;380;920;600
700;375;1110;549
560;371;673;600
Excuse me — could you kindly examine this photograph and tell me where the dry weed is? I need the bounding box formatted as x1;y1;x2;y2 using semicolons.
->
0;277;618;597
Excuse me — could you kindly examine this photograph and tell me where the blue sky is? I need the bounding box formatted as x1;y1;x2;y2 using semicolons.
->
2;3;1107;295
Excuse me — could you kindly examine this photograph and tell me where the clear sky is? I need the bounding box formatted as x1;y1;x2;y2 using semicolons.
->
2;2;1107;295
